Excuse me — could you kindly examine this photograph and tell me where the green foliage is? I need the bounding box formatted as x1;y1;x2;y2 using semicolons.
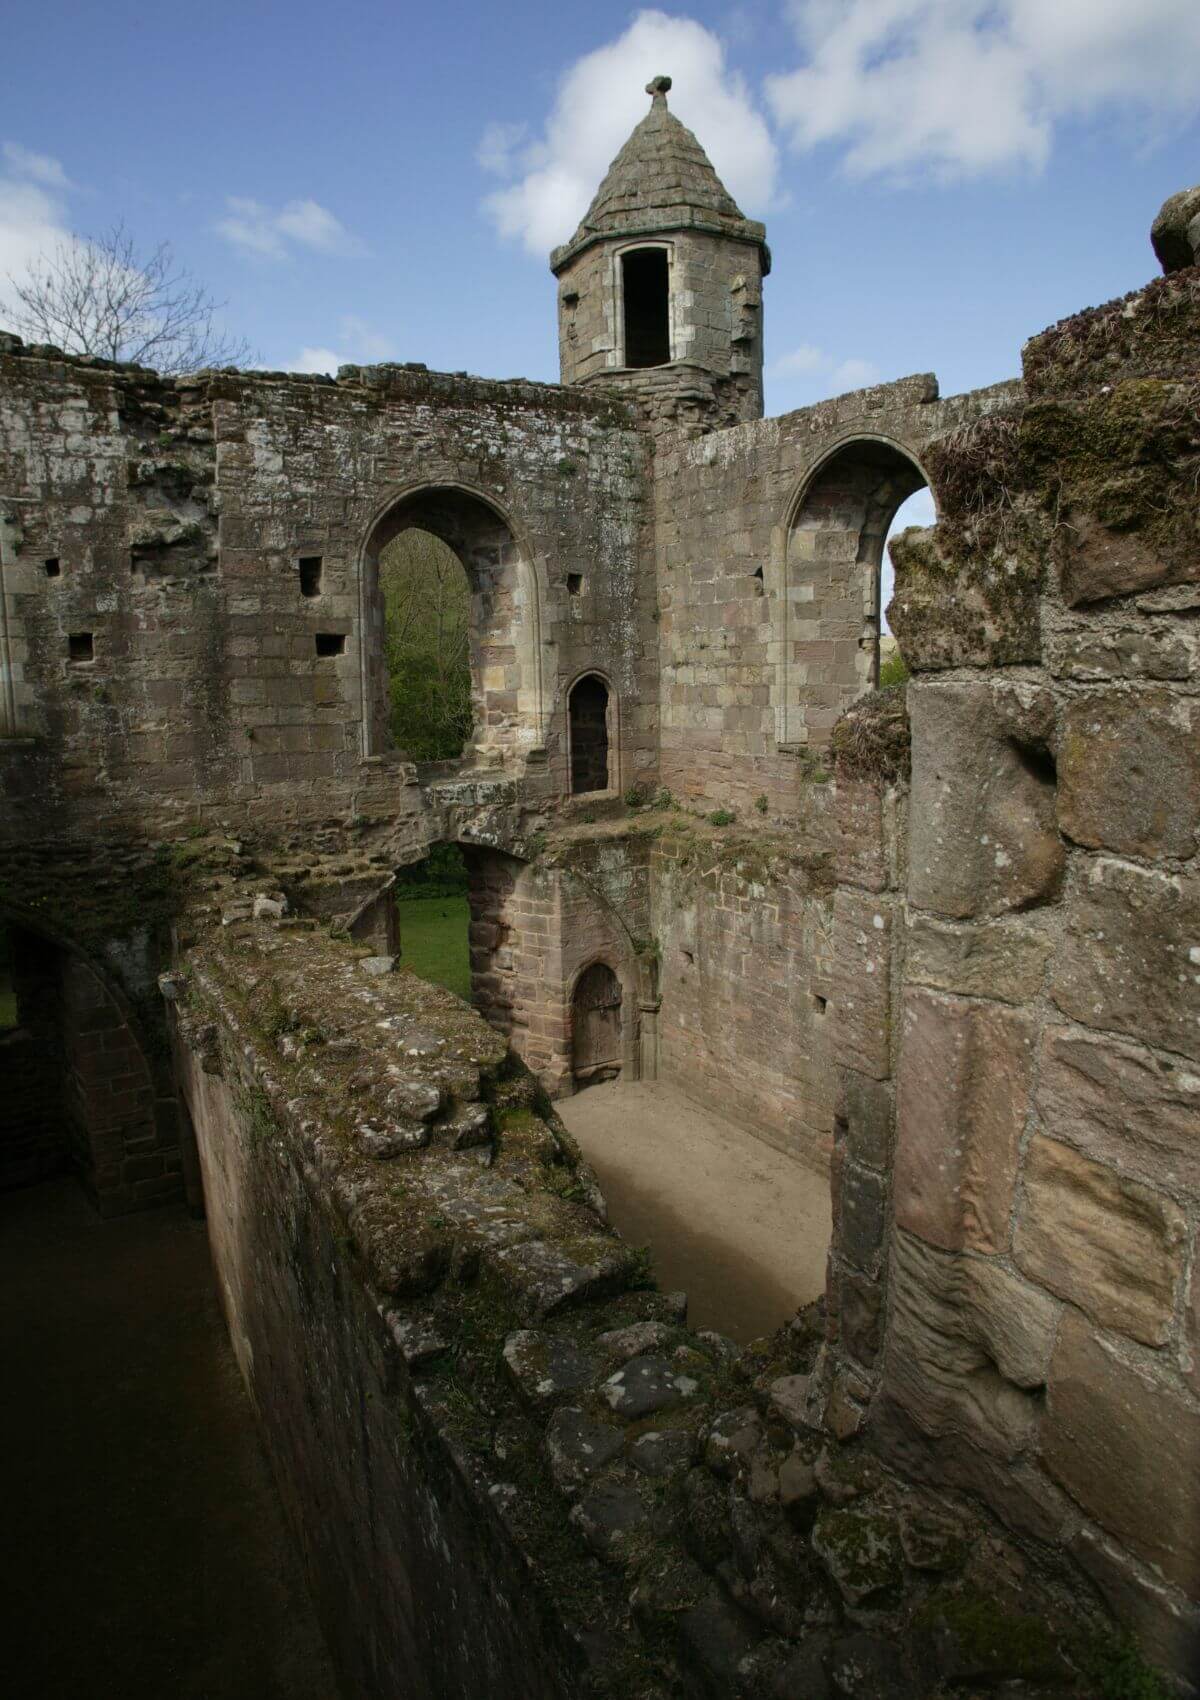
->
395;844;467;898
754;794;769;814
708;809;735;827
624;782;652;807
878;650;910;687
381;529;473;761
1075;1633;1171;1700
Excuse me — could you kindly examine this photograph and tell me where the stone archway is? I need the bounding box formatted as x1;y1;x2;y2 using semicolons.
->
568;672;614;795
0;915;181;1216
360;485;545;767
776;437;930;746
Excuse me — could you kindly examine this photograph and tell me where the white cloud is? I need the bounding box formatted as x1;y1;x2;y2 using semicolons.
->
289;315;396;374
0;148;72;330
770;343;881;397
768;0;1200;180
216;196;362;260
481;9;778;256
2;141;74;190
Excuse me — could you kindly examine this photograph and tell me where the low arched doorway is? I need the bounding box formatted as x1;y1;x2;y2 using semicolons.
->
568;673;612;795
571;962;623;1088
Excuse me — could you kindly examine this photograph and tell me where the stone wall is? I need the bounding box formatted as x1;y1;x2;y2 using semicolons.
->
652;376;1020;815
169;889;1141;1700
0;339;652;838
650;821;837;1169
822;269;1200;1687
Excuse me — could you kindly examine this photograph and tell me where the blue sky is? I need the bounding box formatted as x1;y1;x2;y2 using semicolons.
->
2;1;1197;467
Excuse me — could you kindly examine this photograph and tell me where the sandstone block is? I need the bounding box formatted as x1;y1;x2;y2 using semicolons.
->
836;1072;892;1172
833;776;886;893
895;989;1033;1253
905;913;1051;1005
908;681;1063;920
1043;1313;1200;1594
1015;1136;1185;1346
1037;1025;1200;1197
1058;690;1200;860
1071;1525;1200;1691
830;891;892;1080
1051;859;1200;1063
882;1229;1058;1460
837;1161;886;1276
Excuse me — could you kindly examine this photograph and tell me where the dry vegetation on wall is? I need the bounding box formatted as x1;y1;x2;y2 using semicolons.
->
830;686;911;785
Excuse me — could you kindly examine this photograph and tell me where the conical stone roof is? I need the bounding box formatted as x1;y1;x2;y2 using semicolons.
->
551;76;768;274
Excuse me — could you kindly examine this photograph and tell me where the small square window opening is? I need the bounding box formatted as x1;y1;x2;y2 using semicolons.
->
567;572;583;597
299;556;323;597
315;633;345;657
44;558;61;578
68;632;94;664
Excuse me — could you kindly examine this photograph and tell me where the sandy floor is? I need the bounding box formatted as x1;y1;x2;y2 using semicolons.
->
557;1080;831;1345
0;1180;341;1700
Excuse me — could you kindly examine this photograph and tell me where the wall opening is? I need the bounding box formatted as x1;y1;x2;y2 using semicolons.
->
568;673;612;795
298;556;322;597
571;962;623;1088
362;488;542;766
781;439;930;742
379;529;472;762
622;248;670;369
68;632;94;664
394;846;471;1002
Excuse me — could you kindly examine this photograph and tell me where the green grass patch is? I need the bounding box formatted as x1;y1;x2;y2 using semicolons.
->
396;894;472;1002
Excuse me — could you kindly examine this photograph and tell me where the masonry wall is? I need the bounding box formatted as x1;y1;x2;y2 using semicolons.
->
820;268;1200;1688
652;375;1021;815
651;831;837;1169
0;341;653;840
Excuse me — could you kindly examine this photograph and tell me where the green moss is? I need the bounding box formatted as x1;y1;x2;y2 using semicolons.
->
915;1589;1067;1683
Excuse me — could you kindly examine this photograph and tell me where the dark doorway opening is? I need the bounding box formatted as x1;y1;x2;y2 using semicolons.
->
568;674;611;795
622;248;670;368
572;962;622;1088
394;846;471;1002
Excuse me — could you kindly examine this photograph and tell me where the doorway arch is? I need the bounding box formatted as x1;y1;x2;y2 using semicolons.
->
776;436;931;745
571;961;623;1088
359;484;545;765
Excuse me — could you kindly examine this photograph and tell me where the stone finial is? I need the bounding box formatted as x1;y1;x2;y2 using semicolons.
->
1151;184;1200;274
645;75;672;102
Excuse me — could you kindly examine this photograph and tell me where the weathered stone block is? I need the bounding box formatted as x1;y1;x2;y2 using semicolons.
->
905;913;1051;1005
895;990;1034;1254
836;1071;892;1172
1037;1025;1200;1196
838;1162;886;1276
1071;1525;1200;1691
1015;1135;1186;1346
1058;689;1200;859
833;776;886;893
830;891;892;1080
1043;1314;1200;1594
1051;859;1200;1064
908;681;1063;919
884;1230;1059;1463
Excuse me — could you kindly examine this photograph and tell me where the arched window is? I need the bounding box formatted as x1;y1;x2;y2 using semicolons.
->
572;962;622;1087
621;248;670;368
568;674;612;795
360;487;543;766
779;439;932;743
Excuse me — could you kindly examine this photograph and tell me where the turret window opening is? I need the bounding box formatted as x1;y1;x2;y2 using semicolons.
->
621;248;671;368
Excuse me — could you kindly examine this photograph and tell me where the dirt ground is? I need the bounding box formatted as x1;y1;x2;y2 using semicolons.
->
556;1079;831;1345
0;1179;341;1700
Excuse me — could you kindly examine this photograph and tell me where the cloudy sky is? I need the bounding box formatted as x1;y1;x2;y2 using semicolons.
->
4;0;1199;581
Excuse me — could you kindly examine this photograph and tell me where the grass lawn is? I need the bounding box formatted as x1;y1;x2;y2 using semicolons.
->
396;894;472;1002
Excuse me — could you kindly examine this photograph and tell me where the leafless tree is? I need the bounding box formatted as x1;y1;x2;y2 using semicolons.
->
6;222;253;373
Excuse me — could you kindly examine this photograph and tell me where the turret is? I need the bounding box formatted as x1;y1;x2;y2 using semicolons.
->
550;76;770;427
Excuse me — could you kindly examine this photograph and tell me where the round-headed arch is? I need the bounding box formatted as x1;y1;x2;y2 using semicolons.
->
358;482;546;763
774;434;933;745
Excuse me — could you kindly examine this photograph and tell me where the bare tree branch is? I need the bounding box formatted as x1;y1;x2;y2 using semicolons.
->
6;222;254;374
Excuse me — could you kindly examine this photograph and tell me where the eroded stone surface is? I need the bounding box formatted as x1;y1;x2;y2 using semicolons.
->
1014;1135;1186;1345
1058;689;1200;859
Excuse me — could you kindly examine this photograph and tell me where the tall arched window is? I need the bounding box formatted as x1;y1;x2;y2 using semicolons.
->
568;674;612;795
